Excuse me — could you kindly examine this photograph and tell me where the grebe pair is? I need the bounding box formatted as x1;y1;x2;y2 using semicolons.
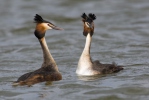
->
13;13;123;86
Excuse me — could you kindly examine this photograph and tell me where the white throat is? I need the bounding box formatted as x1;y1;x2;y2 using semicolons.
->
76;33;94;75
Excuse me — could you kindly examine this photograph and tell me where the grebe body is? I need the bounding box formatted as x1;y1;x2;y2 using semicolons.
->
13;14;63;86
76;13;123;76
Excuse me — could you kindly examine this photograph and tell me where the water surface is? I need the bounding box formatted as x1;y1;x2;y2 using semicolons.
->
0;0;149;100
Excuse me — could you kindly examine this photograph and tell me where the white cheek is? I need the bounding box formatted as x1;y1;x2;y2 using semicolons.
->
85;22;90;28
48;27;52;29
42;23;51;29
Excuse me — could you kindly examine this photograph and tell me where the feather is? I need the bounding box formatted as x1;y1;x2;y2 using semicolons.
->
88;13;96;20
34;14;44;23
81;13;88;20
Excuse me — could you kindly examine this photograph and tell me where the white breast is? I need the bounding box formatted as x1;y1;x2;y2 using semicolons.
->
76;55;95;76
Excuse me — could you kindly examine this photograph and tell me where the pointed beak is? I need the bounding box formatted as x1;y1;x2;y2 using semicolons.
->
51;26;64;30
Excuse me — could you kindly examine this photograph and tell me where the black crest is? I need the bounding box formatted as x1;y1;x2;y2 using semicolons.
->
34;14;44;23
81;13;96;21
81;13;88;20
88;13;96;20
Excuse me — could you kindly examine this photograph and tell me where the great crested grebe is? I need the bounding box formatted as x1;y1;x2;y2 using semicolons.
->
13;14;63;86
76;13;124;76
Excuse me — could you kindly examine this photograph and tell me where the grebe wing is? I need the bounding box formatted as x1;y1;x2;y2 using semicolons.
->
93;61;124;74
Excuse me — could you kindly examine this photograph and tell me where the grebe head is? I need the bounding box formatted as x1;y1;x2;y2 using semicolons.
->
81;13;96;36
34;14;63;39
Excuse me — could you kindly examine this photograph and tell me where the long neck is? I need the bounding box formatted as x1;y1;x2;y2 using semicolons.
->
39;37;57;67
82;33;92;57
77;33;93;75
79;33;92;63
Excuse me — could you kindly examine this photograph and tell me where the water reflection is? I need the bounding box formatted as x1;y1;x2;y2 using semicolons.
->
77;75;106;81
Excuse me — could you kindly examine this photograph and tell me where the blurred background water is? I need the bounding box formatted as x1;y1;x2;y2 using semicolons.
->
0;0;149;100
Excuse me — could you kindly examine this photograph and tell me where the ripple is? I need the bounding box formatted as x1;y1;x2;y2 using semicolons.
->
0;0;149;100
